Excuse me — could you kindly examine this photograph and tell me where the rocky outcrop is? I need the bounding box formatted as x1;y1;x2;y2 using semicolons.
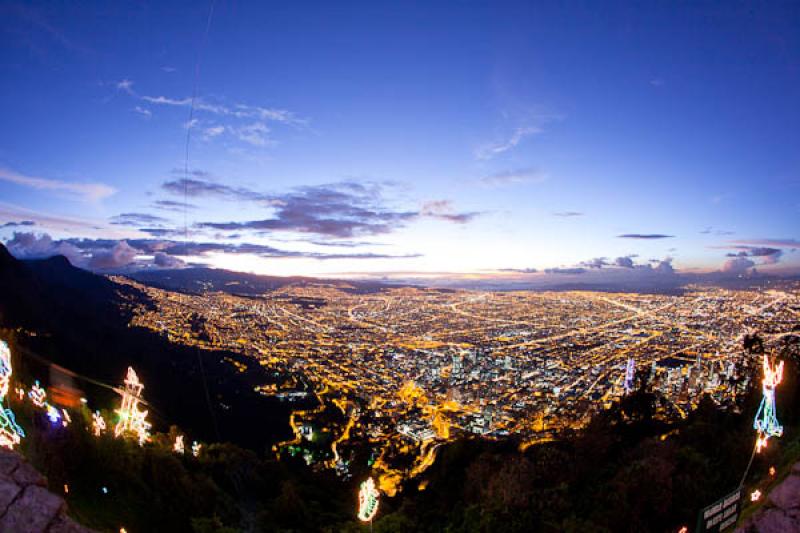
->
0;450;93;533
736;462;800;532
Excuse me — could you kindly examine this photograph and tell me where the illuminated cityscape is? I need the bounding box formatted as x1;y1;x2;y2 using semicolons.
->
116;276;800;493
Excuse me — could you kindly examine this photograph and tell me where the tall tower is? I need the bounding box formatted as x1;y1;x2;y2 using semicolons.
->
624;357;635;395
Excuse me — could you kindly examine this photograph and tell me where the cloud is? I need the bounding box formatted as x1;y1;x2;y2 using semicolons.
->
480;168;546;187
700;227;734;236
654;257;674;274
553;211;584;218
170;178;478;238
0;220;35;228
232;122;271;146
88;241;141;270
133;106;151;118
109;213;170;227
124;84;304;126
152;200;197;212
4;232;84;265
0;167;115;202
727;238;800;249
713;239;797;267
162;175;271;203
3;232;421;271
544;267;587;275
498;267;538;274
579;257;609;269
116;79;134;93
721;256;755;274
475;126;541;160
617;233;675;240
153;251;185;268
203;125;225;139
614;256;635;268
420;200;481;224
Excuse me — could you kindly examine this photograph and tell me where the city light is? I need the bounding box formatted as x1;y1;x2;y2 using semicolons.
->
0;341;24;449
357;477;380;522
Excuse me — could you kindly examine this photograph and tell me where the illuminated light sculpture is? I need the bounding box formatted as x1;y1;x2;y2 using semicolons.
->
93;411;106;436
114;367;151;446
46;404;61;424
357;477;380;523
753;354;783;453
769;466;776;477
751;489;761;502
29;381;46;408
174;435;185;455
192;441;202;457
0;341;24;449
15;387;24;401
624;357;635;395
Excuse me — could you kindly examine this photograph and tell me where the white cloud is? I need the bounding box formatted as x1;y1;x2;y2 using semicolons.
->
134;106;151;118
475;126;541;160
0;167;115;202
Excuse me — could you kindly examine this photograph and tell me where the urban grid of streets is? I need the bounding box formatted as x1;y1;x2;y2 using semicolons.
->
114;277;800;494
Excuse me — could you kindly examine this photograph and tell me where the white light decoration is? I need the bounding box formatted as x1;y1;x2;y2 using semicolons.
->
0;341;24;449
357;477;380;522
754;354;783;453
29;380;46;408
192;441;202;457
93;411;106;437
174;435;185;455
114;367;151;446
750;489;761;502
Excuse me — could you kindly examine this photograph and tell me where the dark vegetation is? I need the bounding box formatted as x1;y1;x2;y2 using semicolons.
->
2;243;800;532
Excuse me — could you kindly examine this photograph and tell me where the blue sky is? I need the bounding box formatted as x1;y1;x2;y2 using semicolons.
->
0;1;798;279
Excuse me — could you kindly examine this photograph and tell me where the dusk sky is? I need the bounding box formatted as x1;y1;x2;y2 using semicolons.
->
1;1;798;279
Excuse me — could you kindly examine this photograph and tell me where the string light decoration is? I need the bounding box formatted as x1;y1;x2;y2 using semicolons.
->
754;354;783;453
174;435;185;455
15;387;24;401
0;341;24;449
357;477;380;522
114;367;151;446
29;380;46;408
93;411;106;436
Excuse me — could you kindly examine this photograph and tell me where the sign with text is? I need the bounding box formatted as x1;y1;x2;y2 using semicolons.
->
696;488;742;532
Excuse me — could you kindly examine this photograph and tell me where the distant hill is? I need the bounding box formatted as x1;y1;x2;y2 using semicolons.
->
130;266;397;295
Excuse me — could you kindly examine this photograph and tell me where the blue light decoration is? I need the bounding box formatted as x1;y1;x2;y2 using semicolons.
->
46;404;61;424
0;341;25;449
754;354;784;453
